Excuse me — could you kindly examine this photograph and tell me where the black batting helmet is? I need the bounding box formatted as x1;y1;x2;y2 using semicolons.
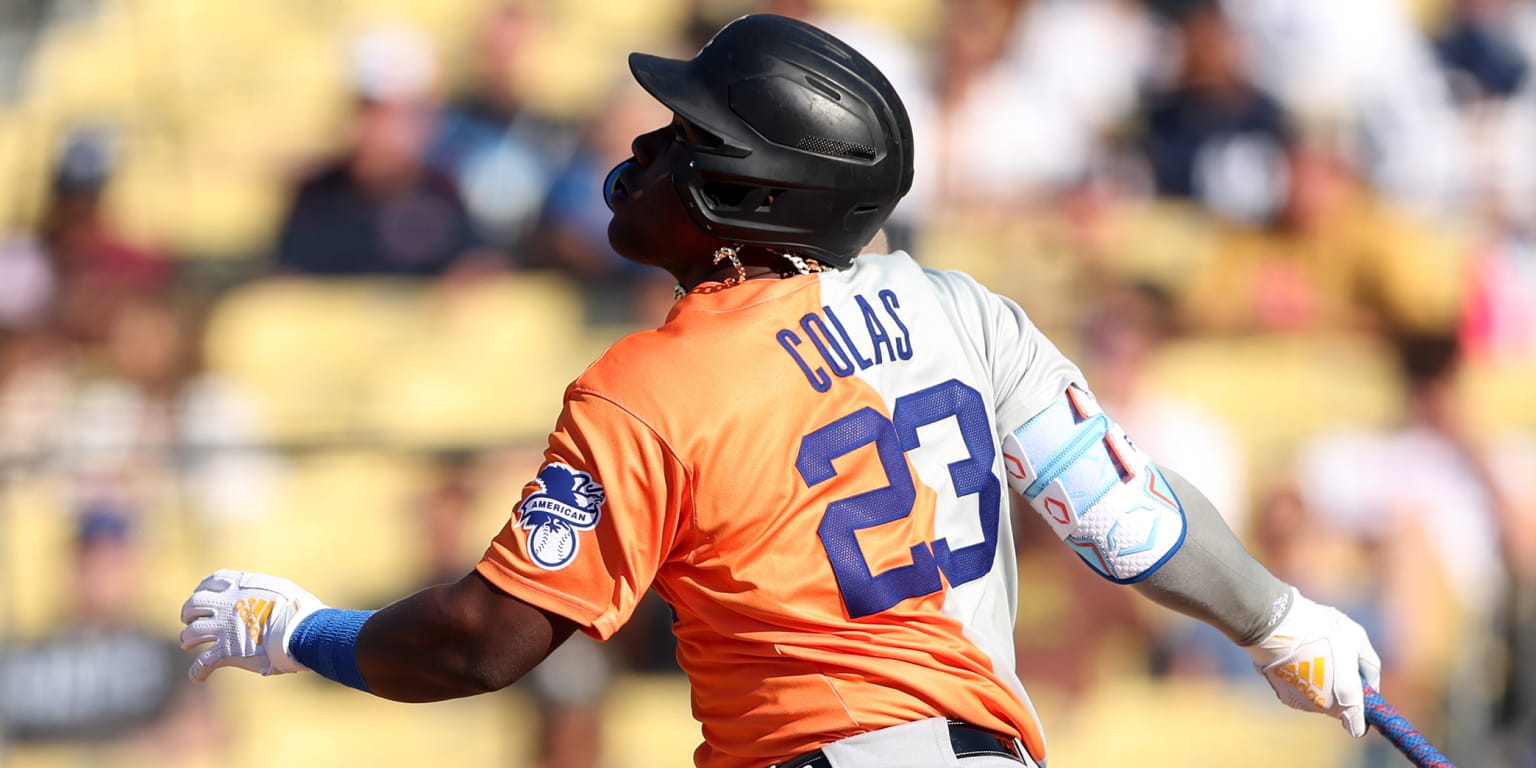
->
626;14;915;269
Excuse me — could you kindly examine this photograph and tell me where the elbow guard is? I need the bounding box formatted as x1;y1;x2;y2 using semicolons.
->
1002;387;1186;583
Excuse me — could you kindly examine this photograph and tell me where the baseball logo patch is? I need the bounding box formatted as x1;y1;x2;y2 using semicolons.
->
517;463;605;570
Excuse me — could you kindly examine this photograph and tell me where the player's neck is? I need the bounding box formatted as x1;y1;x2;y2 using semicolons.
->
674;246;796;296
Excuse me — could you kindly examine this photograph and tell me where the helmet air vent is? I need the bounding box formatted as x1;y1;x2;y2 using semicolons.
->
796;136;877;161
803;73;843;101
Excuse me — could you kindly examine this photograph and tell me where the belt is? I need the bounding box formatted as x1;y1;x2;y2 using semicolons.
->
774;720;1028;768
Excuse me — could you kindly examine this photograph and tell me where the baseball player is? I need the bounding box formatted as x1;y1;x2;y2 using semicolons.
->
180;14;1383;768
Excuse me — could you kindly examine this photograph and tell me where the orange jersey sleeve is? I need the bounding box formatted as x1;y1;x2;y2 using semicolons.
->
477;389;690;640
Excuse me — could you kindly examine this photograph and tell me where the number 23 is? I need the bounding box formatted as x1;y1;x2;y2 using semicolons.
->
795;379;999;619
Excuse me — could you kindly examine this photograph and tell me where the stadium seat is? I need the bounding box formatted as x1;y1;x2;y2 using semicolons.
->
21;10;144;119
145;669;523;768
204;272;602;450
820;0;941;40
0;473;73;639
0;108;48;228
361;272;590;449
193;450;431;605
201;279;425;445
603;674;700;765
1148;333;1404;478
1047;677;1354;767
1461;359;1536;435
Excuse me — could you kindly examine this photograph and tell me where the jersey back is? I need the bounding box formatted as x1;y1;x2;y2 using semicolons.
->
478;252;1083;768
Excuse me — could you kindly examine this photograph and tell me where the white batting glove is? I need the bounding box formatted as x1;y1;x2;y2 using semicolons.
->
178;569;327;682
1245;588;1384;737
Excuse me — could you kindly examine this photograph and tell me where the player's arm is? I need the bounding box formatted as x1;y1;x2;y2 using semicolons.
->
1126;465;1287;645
1131;468;1384;737
1003;387;1382;737
178;568;578;702
356;571;578;701
180;391;679;700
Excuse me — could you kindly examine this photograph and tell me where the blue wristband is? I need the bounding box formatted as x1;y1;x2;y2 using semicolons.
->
289;609;375;692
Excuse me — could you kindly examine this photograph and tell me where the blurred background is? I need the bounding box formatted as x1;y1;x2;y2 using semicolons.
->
0;0;1533;766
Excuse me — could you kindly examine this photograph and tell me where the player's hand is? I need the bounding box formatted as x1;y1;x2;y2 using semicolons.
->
1245;588;1384;737
178;569;327;682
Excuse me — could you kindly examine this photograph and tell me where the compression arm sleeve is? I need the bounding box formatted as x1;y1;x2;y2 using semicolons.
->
1002;386;1290;645
1133;465;1292;646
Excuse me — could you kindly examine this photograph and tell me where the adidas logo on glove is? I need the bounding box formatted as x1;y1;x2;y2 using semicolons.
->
1274;656;1329;710
236;598;274;645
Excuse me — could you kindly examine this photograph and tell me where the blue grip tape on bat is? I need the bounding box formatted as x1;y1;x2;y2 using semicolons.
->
1363;685;1455;768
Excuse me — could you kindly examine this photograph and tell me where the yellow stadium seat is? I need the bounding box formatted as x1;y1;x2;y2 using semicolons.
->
1046;678;1356;767
550;0;688;44
1461;359;1536;435
1100;200;1224;292
177;671;528;768
361;272;589;449
202;279;426;445
110;144;294;258
0;473;74;639
204;274;602;450
0;108;52;228
21;10;148;120
1149;333;1404;478
916;211;1088;340
603;674;699;766
331;0;499;44
819;0;942;40
193;450;431;605
101;0;349;256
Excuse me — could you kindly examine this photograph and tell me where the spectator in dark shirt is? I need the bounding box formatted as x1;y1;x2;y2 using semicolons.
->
1134;0;1296;225
0;505;222;758
1434;0;1530;103
275;26;498;277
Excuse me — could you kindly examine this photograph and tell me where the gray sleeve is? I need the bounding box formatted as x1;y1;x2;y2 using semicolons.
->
924;268;1085;433
1134;465;1292;646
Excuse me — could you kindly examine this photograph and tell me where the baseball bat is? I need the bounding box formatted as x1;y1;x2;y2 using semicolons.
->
1363;685;1456;767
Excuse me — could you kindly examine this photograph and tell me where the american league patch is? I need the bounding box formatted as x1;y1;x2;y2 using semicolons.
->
517;463;606;570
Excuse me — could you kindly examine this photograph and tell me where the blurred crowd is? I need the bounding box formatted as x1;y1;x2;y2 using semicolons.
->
0;0;1535;766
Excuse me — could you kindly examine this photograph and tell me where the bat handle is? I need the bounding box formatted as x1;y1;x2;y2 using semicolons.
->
1362;685;1457;768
